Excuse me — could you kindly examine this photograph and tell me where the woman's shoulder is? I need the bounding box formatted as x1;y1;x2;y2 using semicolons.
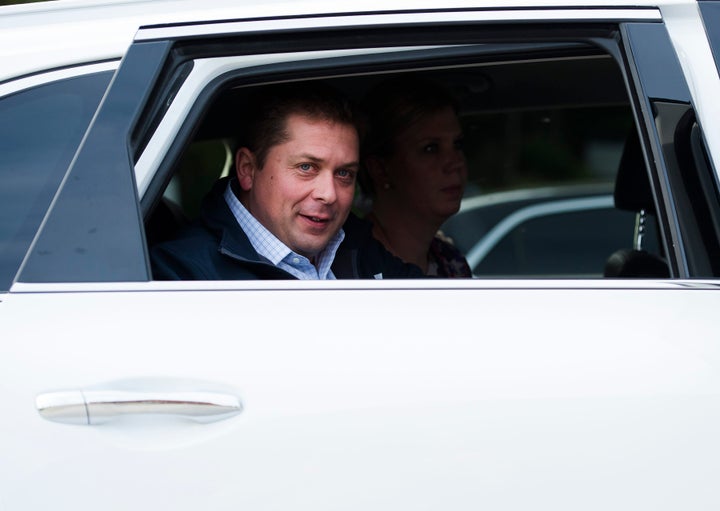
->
430;232;472;278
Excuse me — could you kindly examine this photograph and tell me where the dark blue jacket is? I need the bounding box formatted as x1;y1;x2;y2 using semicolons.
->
151;178;423;280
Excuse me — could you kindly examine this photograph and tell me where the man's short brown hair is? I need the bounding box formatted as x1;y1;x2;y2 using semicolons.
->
237;81;361;169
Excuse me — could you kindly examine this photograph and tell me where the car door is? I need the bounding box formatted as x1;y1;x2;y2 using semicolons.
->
4;5;720;511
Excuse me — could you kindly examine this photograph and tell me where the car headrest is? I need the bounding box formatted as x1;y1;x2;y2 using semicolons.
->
613;130;656;214
604;248;670;278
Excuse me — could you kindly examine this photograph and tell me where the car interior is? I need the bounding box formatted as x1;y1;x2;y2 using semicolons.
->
144;39;674;279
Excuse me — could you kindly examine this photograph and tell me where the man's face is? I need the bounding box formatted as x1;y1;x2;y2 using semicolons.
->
237;114;359;259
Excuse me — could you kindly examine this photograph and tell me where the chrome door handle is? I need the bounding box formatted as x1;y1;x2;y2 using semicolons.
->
36;390;243;425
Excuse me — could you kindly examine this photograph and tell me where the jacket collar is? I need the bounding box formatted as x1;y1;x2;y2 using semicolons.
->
200;177;275;267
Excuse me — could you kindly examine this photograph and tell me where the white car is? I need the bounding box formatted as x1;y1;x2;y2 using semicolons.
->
2;0;720;509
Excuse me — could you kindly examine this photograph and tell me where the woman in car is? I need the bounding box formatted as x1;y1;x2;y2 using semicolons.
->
360;75;472;277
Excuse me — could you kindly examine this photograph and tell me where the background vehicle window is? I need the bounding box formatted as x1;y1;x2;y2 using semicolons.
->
472;206;659;277
0;71;112;291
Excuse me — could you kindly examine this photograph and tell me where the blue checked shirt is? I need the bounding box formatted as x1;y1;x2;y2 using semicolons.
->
224;182;344;280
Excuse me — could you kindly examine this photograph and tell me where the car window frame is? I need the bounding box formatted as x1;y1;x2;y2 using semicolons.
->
18;6;717;286
622;22;720;277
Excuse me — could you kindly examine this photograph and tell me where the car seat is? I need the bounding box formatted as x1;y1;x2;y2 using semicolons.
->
603;130;670;278
145;139;231;247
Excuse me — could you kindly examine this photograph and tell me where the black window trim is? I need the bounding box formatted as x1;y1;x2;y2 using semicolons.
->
17;41;172;284
621;21;720;278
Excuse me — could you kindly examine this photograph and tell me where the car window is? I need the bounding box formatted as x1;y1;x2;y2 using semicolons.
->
142;43;670;280
0;71;113;291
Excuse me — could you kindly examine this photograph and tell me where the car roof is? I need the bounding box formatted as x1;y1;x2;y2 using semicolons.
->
0;0;692;83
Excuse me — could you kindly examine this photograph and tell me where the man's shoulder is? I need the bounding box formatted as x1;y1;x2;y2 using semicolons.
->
150;220;227;280
150;177;254;280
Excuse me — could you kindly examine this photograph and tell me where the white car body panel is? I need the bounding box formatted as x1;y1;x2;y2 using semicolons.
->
660;2;720;185
3;0;720;509
3;281;720;509
0;0;688;77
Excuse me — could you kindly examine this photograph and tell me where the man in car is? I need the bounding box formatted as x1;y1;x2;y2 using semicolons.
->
151;82;421;280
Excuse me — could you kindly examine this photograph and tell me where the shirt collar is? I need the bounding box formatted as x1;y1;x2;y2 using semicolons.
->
223;180;344;280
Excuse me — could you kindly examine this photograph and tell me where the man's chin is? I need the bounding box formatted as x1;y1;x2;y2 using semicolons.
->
292;237;332;260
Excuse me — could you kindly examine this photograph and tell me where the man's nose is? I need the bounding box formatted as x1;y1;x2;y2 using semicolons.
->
312;170;338;203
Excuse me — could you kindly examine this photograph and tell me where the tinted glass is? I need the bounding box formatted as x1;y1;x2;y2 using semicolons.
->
700;2;720;77
0;71;113;291
474;207;658;277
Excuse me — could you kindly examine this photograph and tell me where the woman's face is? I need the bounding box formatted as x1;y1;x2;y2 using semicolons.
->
384;106;467;223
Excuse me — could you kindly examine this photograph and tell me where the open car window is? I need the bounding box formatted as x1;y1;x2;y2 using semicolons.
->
140;38;677;280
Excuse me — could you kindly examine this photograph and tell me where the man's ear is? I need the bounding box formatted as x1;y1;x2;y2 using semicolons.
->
235;147;257;192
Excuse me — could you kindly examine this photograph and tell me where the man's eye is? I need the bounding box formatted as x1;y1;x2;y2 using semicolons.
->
299;163;313;171
422;143;438;154
454;138;465;151
336;168;356;180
